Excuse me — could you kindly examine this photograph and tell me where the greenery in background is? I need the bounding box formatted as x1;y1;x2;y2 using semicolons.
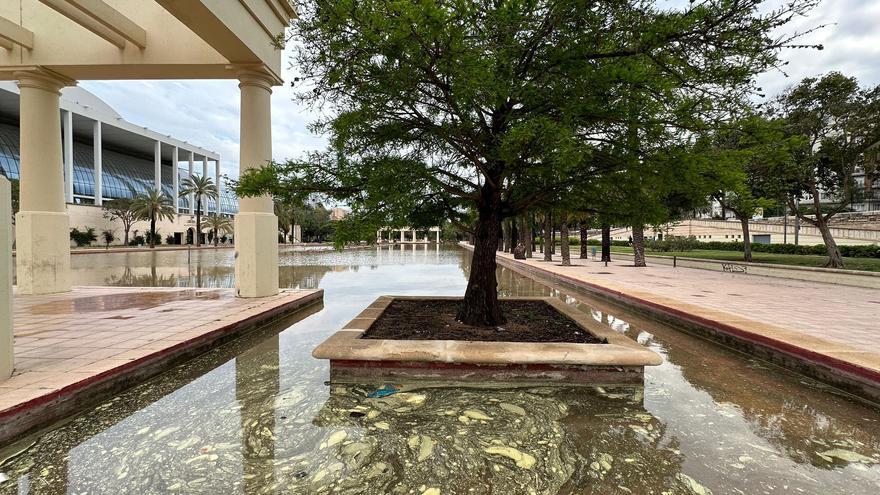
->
101;229;115;249
237;0;818;326
179;175;218;247
165;234;177;245
610;246;880;272
702;115;801;262
102;198;138;246
129;235;145;247
768;72;880;268
204;214;233;246
0;171;19;224
132;190;176;249
69;227;97;247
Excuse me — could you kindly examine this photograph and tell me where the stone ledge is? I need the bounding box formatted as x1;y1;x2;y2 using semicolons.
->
313;295;661;385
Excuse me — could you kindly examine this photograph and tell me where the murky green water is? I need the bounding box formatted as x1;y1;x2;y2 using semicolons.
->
1;246;879;494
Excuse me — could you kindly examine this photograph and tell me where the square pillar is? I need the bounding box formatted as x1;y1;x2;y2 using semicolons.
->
436;229;440;243
172;146;179;214
215;160;222;213
1;177;12;379
93;121;102;206
62;110;73;203
14;69;74;295
188;151;194;214
154;141;162;192
234;68;279;298
202;156;209;213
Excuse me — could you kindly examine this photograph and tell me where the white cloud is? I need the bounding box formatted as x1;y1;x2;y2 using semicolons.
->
80;1;880;180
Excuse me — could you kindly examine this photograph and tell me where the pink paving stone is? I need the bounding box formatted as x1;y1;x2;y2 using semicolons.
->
489;248;880;376
0;286;323;444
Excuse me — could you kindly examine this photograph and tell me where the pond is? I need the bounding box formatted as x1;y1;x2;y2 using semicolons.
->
1;245;878;494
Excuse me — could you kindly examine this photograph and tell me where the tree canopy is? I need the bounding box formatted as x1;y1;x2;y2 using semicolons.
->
238;0;820;325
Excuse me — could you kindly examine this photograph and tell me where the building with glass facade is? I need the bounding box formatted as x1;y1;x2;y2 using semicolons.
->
0;82;237;244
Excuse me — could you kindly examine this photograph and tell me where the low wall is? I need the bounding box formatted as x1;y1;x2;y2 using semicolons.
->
613;252;880;289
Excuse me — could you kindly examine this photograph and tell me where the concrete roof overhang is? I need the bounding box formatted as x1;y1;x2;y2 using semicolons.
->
0;1;296;84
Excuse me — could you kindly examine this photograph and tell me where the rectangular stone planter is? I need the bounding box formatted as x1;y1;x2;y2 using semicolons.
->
313;296;662;385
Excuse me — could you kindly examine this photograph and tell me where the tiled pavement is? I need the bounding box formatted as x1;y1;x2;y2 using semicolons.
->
489;248;880;379
0;287;322;424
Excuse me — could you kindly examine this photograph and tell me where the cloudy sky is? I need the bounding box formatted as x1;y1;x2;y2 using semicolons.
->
80;0;880;180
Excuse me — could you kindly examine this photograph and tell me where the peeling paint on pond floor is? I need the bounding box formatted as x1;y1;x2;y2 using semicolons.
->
1;246;879;494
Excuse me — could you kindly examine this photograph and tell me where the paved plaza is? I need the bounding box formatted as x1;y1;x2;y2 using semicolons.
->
0;286;322;443
491;248;880;390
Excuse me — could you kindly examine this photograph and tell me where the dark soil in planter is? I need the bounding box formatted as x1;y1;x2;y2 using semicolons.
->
363;299;607;344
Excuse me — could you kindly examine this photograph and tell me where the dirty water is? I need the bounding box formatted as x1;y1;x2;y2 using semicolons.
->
1;245;878;494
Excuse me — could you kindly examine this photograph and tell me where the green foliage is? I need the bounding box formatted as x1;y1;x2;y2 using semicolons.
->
70;227;97;247
647;239;880;259
145;230;162;246
165;234;176;245
102;198;137;244
132;190;176;249
101;229;115;248
129;235;145;247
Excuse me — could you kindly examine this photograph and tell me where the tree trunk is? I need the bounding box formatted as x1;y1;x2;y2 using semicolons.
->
195;197;202;247
601;223;611;262
149;215;156;249
500;220;509;252
457;191;504;326
739;216;752;263
632;223;646;267
816;216;845;268
560;212;571;266
579;220;588;259
524;216;533;258
214;228;219;247
509;220;518;253
543;212;552;262
530;214;537;253
124;228;130;246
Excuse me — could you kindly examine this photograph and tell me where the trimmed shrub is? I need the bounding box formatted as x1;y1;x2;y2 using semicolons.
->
70;227;97;247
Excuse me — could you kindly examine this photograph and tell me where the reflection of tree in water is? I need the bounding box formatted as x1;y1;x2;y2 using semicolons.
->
658;325;880;470
279;265;334;289
104;265;178;287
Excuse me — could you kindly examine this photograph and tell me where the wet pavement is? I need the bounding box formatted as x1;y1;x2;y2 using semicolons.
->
0;245;878;494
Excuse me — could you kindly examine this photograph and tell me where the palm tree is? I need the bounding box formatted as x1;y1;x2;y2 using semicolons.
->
179;174;218;247
131;190;176;249
203;214;233;246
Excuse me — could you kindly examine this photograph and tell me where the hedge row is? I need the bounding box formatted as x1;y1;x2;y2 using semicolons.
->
646;236;880;258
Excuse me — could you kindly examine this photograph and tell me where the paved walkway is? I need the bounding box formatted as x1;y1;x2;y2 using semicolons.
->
1;286;322;443
485;247;880;395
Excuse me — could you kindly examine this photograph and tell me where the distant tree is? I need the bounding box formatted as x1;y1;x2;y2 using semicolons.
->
703;115;799;262
771;72;880;268
204;214;233;246
102;198;137;246
0;171;19;225
101;229;115;249
179;175;218;247
238;0;819;326
132;190;176;249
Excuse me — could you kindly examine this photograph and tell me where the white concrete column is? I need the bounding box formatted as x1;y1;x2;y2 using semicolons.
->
215;159;221;213
400;230;404;242
436;229;440;243
1;177;12;379
93;121;102;206
154;141;162;193
235;69;279;298
188;151;194;214
62;110;73;203
201;156;209;213
412;229;416;243
377;230;381;243
14;69;74;295
172;146;179;214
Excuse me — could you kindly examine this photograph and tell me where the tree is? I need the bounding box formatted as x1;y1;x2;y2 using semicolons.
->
0;171;19;225
131;190;176;249
238;0;818;326
204;214;233;246
179;175;218;247
102;198;137;246
704;115;796;262
101;229;115;249
771;72;880;268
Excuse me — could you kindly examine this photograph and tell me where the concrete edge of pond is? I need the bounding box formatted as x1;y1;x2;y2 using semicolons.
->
468;244;880;405
0;288;324;446
313;295;662;386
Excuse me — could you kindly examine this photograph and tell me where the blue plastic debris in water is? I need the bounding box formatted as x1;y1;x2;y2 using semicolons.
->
367;384;400;398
